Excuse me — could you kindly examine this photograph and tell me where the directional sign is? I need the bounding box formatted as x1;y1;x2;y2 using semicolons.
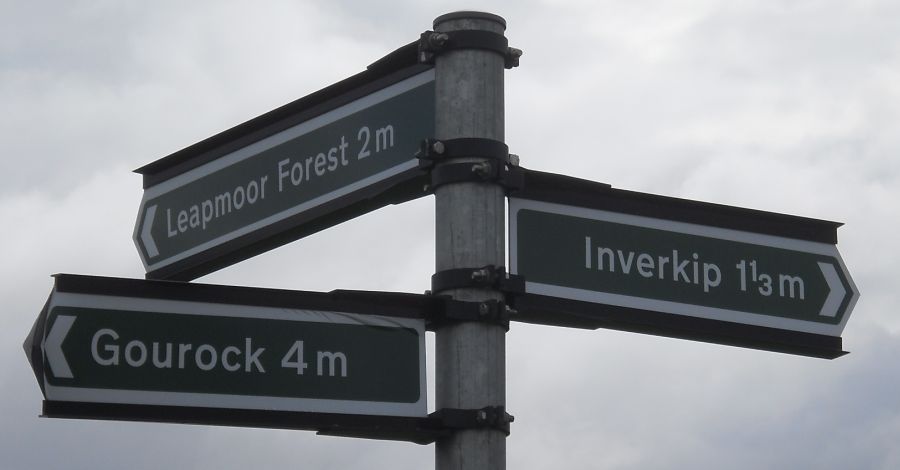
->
509;170;859;358
25;274;427;424
134;60;435;280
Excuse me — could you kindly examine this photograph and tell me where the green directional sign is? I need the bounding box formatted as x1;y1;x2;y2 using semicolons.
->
26;275;427;418
509;196;859;340
134;68;435;280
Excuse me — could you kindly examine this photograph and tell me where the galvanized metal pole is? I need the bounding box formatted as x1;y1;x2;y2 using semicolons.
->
433;11;507;470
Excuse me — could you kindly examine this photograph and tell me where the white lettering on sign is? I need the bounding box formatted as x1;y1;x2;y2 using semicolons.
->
736;259;806;299
276;136;350;192
317;351;348;377
90;329;267;374
91;328;120;366
166;175;269;237
583;236;811;299
275;123;398;193
88;331;349;377
585;236;723;293
154;120;399;247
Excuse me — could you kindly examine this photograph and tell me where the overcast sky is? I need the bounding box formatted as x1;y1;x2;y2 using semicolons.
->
2;1;898;469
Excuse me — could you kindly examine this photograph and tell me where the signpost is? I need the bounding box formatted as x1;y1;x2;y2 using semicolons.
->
509;169;859;358
23;11;864;469
134;60;435;280
25;274;428;431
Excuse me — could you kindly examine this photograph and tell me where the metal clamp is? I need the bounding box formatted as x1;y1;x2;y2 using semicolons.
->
426;298;516;331
429;161;523;192
431;265;525;295
418;30;522;68
417;137;512;168
428;406;514;435
416;138;522;192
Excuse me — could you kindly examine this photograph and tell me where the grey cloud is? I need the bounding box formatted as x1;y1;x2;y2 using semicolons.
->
3;1;898;469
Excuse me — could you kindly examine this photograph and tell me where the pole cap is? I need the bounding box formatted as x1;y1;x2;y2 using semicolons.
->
434;11;507;29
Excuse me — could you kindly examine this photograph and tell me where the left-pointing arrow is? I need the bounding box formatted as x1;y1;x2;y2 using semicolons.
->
141;204;159;258
45;315;76;379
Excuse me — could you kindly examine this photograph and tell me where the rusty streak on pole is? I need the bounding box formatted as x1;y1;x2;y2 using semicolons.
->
433;11;508;470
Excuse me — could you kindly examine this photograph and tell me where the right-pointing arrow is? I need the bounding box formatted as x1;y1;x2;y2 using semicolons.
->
45;315;76;379
818;262;846;318
141;204;159;258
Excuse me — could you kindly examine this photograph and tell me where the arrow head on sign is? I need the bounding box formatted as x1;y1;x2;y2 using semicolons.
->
140;204;159;258
24;297;52;394
45;315;76;379
817;262;844;318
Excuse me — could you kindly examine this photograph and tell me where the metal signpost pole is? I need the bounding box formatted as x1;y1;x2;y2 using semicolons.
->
432;12;508;470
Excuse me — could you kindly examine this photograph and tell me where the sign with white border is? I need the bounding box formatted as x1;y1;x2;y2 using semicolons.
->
26;275;427;418
134;68;435;280
509;197;859;339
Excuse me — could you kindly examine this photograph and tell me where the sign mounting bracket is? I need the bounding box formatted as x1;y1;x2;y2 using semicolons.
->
427;406;514;435
430;265;526;297
418;30;522;68
426;298;515;331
